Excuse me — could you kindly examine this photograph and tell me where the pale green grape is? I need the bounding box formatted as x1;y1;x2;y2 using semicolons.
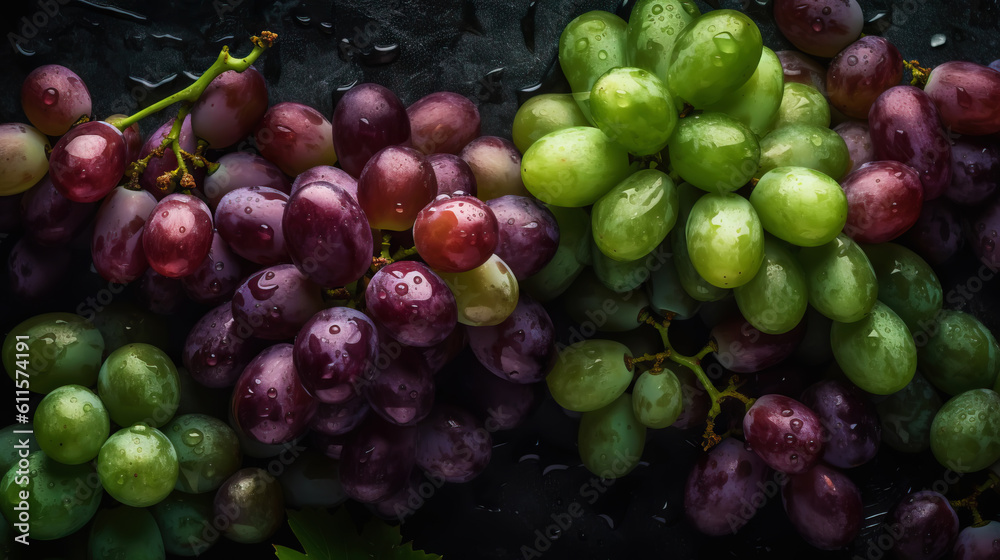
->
830;300;916;394
861;243;943;335
626;0;700;79
558;11;628;123
3;312;105;394
35;384;109;465
633;368;683;428
701;46;784;137
0;123;49;195
668;112;760;194
89;506;165;560
522;205;591;302
755;124;851;180
512;94;591;154
592;168;678;261
438;254;519;326
733;236;808;334
929;388;1000;473
97;343;180;428
561;269;650;332
521;126;631;207
773;82;830;129
686;192;764;289
917;310;1000;396
0;451;102;540
798;234;878;323
750;166;847;247
591;245;648;293
578;393;646;478
546;339;634;412
97;423;179;508
590;67;677;155
162;414;242;494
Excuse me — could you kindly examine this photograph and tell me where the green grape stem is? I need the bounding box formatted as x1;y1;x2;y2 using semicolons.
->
950;472;999;527
903;59;932;87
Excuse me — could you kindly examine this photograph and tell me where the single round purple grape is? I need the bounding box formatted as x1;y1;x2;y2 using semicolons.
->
467;293;555;384
137;115;204;200
48;120;126;203
138;268;186;315
454;362;537;431
183;302;262;389
781;463;862;550
231;264;325;340
799;379;880;468
833;120;875;174
310;394;370;436
904;198;963;266
485;195;560;280
683;437;772;536
946;136;1000;205
332;83;411;178
20;64;92;136
827;36;904;120
91;186;157;284
459;136;528;200
841;160;924;244
293;307;379;404
21;174;96;246
290;165;358;199
190;66;268;149
143;193;215;278
406;91;481;155
231;343;318;445
773;0;863;58
743;394;825;474
203;151;291;210
8;237;70;300
711;313;806;374
415;404;491;483
888;490;959;560
215;185;289;265
180;231;246;305
953;520;1000;560
363;345;435;426
427;153;478;198
339;416;416;503
924;61;1000;136
365;261;458;348
254;102;338;177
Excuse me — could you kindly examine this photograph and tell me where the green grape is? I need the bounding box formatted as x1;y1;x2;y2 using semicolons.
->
0;424;38;476
625;0;700;79
512;94;591;154
546;339;634;412
798;234;878;323
0;123;50;196
592;168;678;261
733;236;808;334
151;491;217;557
591;244;648;293
686;192;764;289
665;9;763;107
755;124;851;181
830;301;916;395
522;205;591;302
558;11;628;123
672;226;729;302
750;167;847;247
0;451;102;540
97;423;179;508
578;393;646;478
2;312;105;394
877;372;942;453
521;126;631;207
97;343;180;428
861;243;943;335
667;112;760;194
917;310;1000;396
632;368;683;428
91;301;170;358
34;384;109;465
646;240;701;319
561;269;650;332
773;82;830;129
929;388;1000;473
590;67;677;155
89;506;165;560
701;46;784;137
162;414;242;494
438;254;519;326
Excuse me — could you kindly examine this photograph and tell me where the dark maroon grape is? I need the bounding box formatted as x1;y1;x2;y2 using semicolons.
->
924;61;1000;136
137;115;203;200
826;36;903;120
467;294;554;384
142;193;214;278
283;181;373;288
773;0;862;58
357;146;437;232
743;394;824;474
363;343;435;426
683;437;771;536
21;64;91;136
215;186;289;265
21;174;96;246
231;264;325;340
776;50;828;94
190;66;268;149
953;521;1000;560
711;313;805;374
868;85;953;200
781;463;862;550
799;379;880;468
365;261;458;348
290;165;358;199
8;237;70;300
332;83;411;178
946;136;1000;205
231;343;318;445
293;307;379;404
841;160;924;244
413;195;499;273
427;153;478;198
904;198;963;265
48;120;126;203
459;136;528;200
486;195;560;280
340;416;417;503
91;186;157;284
183;302;262;389
310;394;371;436
213;468;285;543
180;231;246;305
415;404;491;483
673;368;711;429
254;102;337;176
138;268;186;314
203;152;291;210
833;121;875;174
887;490;959;560
455;362;537;431
406;92;481;155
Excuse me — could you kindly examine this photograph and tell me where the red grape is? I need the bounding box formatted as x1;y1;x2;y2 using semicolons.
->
215;185;290;265
332;82;410;178
254;102;337;176
180;231;246;305
203;151;291;210
365;261;458;348
413;195;499;273
21;174;97;246
48;120;126;203
459;136;528;200
142;193;214;278
427;153;478;197
924;60;1000;136
20;64;92;136
231;264;325;340
743;393;825;474
357;145;437;231
841;160;924;244
406;91;481;155
773;0;863;58
231;343;318;445
190;66;268;149
183;302;263;389
781;463;862;550
827;36;903;120
92;186;157;284
293;307;379;404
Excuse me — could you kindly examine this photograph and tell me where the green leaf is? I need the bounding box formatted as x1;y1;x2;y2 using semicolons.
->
272;507;443;560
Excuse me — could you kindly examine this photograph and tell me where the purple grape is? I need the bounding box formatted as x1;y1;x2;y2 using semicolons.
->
106;114;142;164
406;91;481;155
283;181;374;288
231;264;325;340
841;160;924;244
467;293;555;384
888;490;959;560
711;313;806;374
673;367;711;429
946;136;1000;205
799;379;880;468
924;61;1000;136
826;36;904;120
363;344;435;426
833;121;874;174
968;194;1000;271
21;174;96;246
904;198;963;265
776;50;828;95
485;195;560;280
412;194;499;273
357;146;437;232
415;404;491;483
290;165;358;199
231;343;318;445
8;237;70;300
365;261;458;348
190;66;268;149
137;115;204;200
339;416;416;503
203;152;291;210
293;307;379;404
781;463;862;550
183;302;262;389
215;185;289;265
459;136;528;200
743;394;824;474
91;186;157;284
953;520;1000;560
332;83;410;178
454;362;537;431
180;231;246;305
48;120;126;203
142;193;214;278
20;64;92;136
138;268;186;315
310;394;370;436
254;102;338;177
683;437;772;536
427;153;478;198
773;0;863;58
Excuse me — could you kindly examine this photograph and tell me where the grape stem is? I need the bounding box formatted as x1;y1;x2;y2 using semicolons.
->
903;59;932;87
950;472;999;527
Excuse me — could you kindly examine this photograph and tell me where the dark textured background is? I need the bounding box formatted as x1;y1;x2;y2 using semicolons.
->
1;1;1000;559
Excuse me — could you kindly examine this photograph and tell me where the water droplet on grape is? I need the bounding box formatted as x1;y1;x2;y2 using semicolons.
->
206;354;218;366
285;412;295;424
395;283;408;295
811;19;823;32
821;6;831;14
83;403;93;412
179;226;186;233
329;325;341;335
781;409;794;417
43;88;58;105
182;429;203;446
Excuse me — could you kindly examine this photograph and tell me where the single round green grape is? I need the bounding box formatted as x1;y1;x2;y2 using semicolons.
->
0;424;39;476
522;205;590;302
512;94;591;154
0;451;102;540
672;221;729;302
701;46;784;137
877;371;942;453
89;505;165;560
591;67;678;155
666;9;763;107
162;414;242;494
578;393;646;478
546;339;634;412
561;269;650;332
917;310;1000;396
97;343;180;428
686;192;764;289
734;236;808;334
862;242;943;335
773;82;830;129
438;254;519;326
591;245;648;293
755;124;851;181
750;166;848;247
632;369;683;428
214;467;285;544
3;312;105;394
592;168;678;262
521;126;632;207
668;112;760;194
151;491;217;557
798;234;878;323
558;10;628;123
625;0;700;79
35;384;109;465
830;301;916;395
930;388;1000;473
97;423;179;508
